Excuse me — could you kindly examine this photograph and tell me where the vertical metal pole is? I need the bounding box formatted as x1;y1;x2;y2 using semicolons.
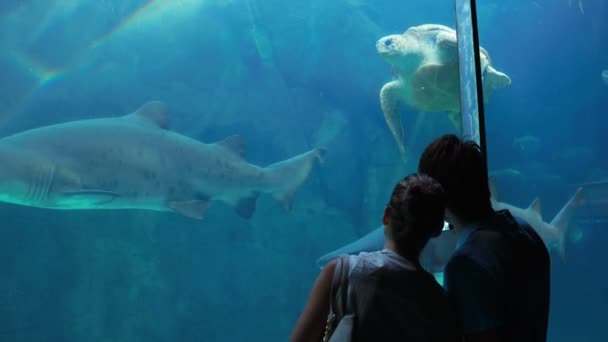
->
454;0;488;172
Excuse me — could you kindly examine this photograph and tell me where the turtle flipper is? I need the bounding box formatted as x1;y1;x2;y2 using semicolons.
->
380;80;407;161
435;30;458;61
482;66;511;102
484;66;511;89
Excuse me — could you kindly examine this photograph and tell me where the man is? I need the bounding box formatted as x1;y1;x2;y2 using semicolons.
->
418;134;550;341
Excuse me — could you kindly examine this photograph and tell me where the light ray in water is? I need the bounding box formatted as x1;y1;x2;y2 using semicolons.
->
89;0;160;49
2;0;209;126
29;1;84;44
9;50;66;88
89;0;207;49
0;51;67;127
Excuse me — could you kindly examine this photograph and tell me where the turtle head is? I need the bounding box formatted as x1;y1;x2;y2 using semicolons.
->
376;34;418;71
376;34;408;61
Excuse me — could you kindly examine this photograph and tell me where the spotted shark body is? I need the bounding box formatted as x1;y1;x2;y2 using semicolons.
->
0;101;325;219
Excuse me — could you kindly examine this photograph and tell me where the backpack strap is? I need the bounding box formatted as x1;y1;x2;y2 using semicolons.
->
330;255;351;319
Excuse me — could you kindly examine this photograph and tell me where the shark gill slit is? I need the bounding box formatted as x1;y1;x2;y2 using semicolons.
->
27;166;44;203
28;165;55;203
24;170;36;202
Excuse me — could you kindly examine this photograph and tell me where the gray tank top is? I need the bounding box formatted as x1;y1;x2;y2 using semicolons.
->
346;249;458;341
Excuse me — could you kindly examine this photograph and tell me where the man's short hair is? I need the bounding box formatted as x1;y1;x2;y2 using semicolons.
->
387;174;446;249
418;134;492;222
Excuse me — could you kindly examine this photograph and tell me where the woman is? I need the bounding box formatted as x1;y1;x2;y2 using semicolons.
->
291;174;459;341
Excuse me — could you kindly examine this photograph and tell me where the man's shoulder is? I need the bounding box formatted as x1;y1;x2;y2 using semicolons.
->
469;212;546;250
500;213;550;259
445;251;488;280
452;229;503;268
449;213;550;279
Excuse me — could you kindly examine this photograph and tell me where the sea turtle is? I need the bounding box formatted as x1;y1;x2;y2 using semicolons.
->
377;24;511;160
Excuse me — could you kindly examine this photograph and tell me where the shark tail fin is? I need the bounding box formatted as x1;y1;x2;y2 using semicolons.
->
266;147;326;210
550;187;584;263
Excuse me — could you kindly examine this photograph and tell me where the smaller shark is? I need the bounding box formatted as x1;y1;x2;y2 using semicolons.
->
490;182;583;262
317;223;458;273
317;185;583;269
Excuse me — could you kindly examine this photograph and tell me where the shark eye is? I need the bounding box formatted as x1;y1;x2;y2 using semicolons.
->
384;38;393;47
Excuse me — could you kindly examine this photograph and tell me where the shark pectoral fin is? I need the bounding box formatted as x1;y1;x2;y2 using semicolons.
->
61;190;120;205
234;193;259;219
168;200;211;220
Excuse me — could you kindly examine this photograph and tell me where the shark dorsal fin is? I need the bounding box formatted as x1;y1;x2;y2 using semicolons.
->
127;101;170;129
528;197;542;218
216;135;245;158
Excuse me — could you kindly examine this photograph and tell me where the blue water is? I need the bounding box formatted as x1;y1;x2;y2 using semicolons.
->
0;0;606;341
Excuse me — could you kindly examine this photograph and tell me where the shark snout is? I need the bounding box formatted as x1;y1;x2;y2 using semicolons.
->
0;165;32;206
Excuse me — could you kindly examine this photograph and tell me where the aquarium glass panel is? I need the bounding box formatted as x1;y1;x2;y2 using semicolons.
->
0;1;465;341
479;1;608;341
454;0;483;144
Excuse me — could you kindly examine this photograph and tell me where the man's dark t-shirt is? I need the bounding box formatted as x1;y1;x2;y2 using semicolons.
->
444;210;551;341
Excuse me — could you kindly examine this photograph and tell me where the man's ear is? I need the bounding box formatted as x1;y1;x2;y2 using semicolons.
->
382;205;390;225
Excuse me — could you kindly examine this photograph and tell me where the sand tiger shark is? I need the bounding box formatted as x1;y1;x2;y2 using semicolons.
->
489;183;583;262
0;101;325;219
316;223;459;273
317;185;583;269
